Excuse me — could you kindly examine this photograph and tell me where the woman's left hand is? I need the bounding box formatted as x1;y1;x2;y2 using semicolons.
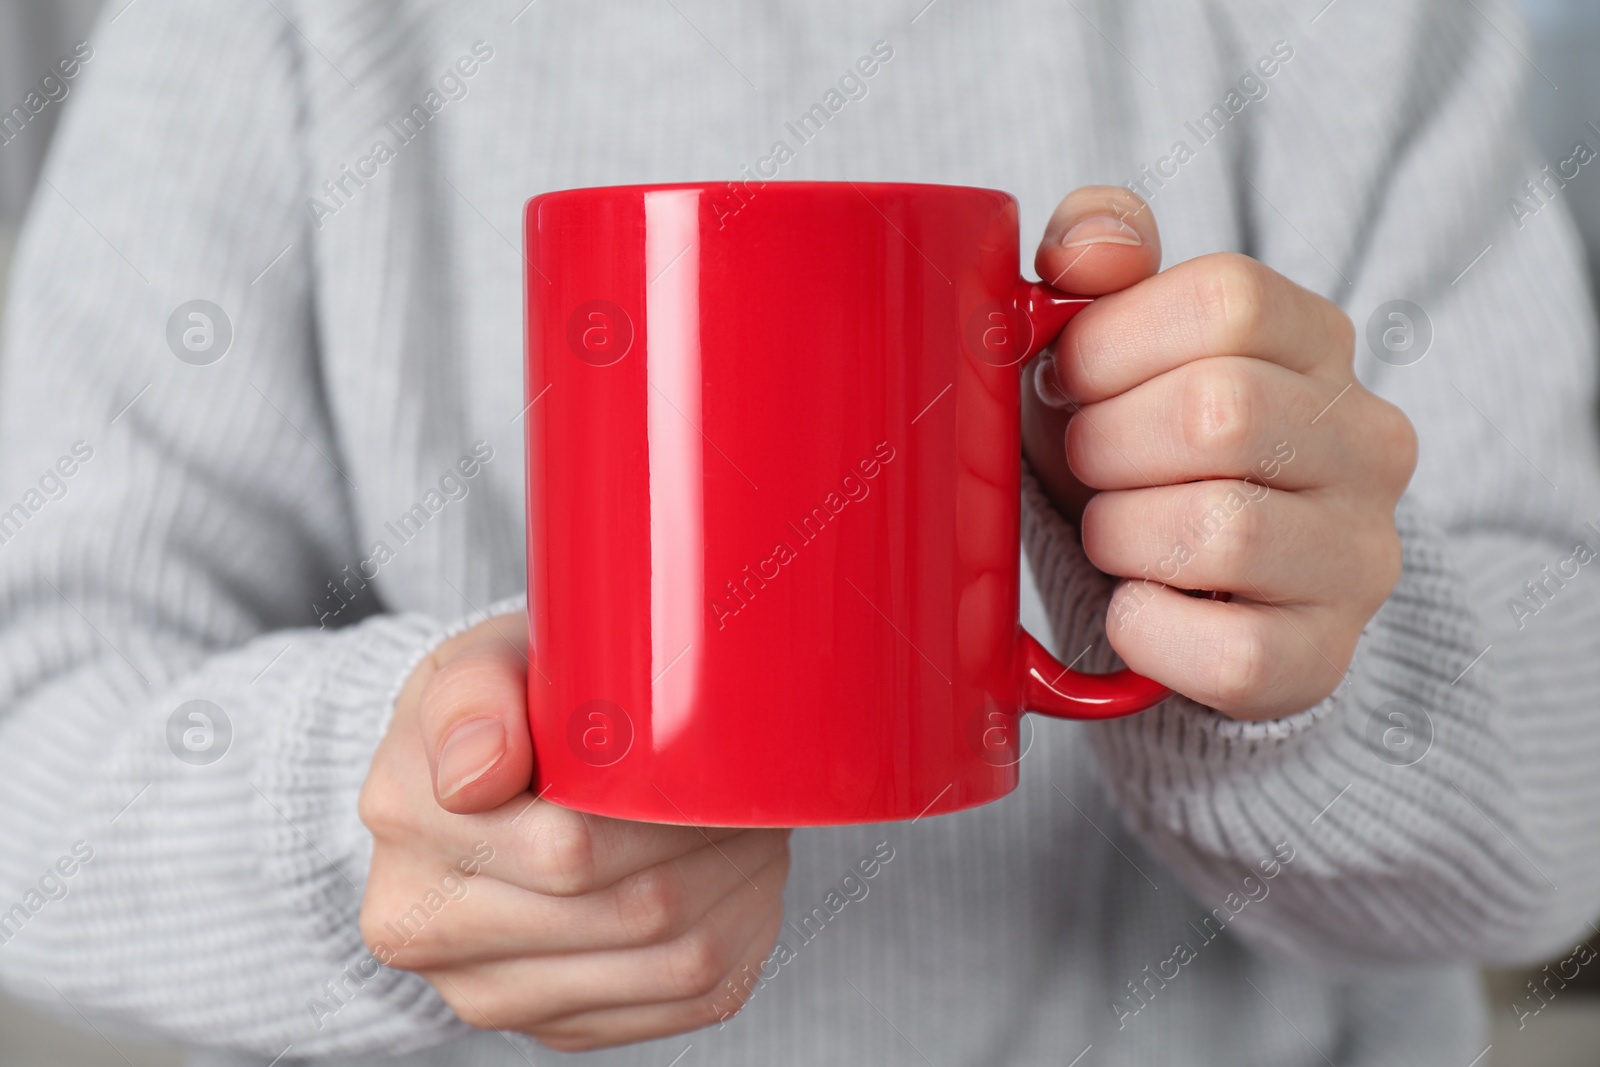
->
1022;185;1418;720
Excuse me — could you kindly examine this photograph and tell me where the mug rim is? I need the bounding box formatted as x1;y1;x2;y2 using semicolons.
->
526;179;1015;211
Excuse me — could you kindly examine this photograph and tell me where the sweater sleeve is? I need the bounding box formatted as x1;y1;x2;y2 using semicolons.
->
1024;0;1600;966
0;2;480;1055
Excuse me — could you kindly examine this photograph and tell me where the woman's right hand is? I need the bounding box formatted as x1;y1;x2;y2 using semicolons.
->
358;613;792;1051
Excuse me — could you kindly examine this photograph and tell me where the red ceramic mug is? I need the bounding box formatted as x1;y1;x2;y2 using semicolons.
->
524;181;1169;827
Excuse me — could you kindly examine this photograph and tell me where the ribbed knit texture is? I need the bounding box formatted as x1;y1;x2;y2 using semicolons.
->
0;2;1597;1065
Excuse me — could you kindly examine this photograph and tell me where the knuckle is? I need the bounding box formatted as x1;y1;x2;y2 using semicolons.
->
615;865;683;943
385;914;448;971
1180;361;1257;462
665;925;730;1000
1327;306;1357;364
377;939;427;973
357;897;398;968
359;880;442;971
1379;401;1419;488
1192;485;1261;578
356;770;409;841
1367;524;1405;607
1194;253;1268;350
528;808;596;896
435;981;497;1031
1210;616;1271;710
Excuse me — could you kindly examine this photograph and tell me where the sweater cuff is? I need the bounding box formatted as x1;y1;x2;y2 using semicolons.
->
255;594;529;1052
257;612;460;1047
291;589;529;869
262;611;451;889
267;590;532;924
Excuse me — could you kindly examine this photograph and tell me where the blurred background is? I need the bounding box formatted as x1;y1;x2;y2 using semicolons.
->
1;0;1598;1064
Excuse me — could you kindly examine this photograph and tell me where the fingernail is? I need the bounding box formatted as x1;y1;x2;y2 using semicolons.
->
436;718;505;799
1059;215;1142;249
1033;351;1074;409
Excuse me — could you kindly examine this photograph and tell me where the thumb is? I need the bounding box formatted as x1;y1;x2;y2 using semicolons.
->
1034;185;1162;295
416;613;536;815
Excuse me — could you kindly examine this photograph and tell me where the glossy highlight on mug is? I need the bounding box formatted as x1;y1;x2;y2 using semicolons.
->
524;181;1170;827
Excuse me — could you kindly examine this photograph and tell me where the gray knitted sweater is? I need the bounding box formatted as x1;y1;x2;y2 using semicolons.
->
1;1;1598;1065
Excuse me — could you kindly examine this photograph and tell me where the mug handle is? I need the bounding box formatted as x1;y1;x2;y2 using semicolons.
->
1007;279;1172;720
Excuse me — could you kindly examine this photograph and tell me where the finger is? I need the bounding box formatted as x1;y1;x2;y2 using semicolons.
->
428;851;789;1030
1063;357;1339;491
1054;252;1354;404
416;615;535;814
526;908;787;1052
1081;482;1384;605
481;799;753;897
379;829;791;967
386;783;753;897
1104;581;1359;718
1023;187;1162;520
1034;185;1162;295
